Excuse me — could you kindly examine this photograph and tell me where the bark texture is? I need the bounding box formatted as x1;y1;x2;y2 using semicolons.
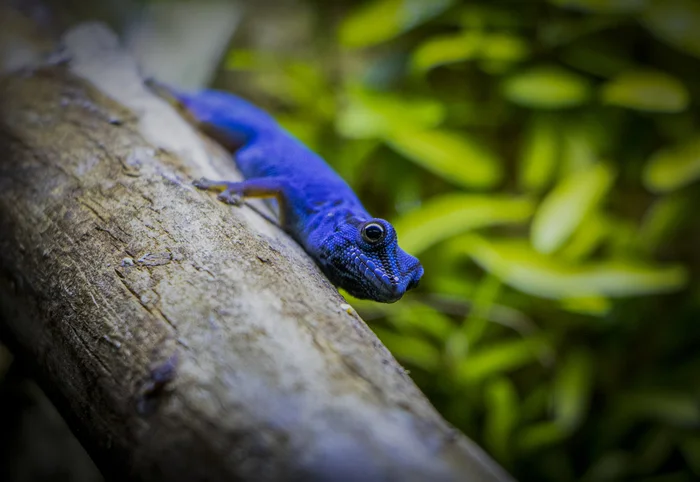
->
0;23;513;482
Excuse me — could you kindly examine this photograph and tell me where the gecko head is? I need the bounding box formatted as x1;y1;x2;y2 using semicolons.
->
318;218;423;303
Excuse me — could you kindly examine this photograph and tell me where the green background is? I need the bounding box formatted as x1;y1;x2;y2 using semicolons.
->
222;1;700;480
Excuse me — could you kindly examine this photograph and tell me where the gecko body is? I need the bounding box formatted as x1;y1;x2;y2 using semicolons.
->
174;89;423;303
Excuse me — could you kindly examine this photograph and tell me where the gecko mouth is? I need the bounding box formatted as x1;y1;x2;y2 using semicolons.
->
371;269;404;302
375;284;404;303
375;259;424;302
350;251;401;298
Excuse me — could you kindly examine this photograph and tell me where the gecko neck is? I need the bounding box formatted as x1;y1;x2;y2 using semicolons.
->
297;206;368;251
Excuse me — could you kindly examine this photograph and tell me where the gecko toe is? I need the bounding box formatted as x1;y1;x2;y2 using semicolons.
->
193;178;212;189
217;190;243;205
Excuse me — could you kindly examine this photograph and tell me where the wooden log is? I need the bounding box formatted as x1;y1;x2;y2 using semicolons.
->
0;23;513;482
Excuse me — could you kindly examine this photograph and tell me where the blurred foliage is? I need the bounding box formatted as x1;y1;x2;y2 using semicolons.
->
213;0;700;480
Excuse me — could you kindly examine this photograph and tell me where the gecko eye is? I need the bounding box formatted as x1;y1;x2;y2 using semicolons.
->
361;222;385;244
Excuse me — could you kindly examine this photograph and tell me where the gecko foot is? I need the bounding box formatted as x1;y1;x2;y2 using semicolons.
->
217;190;244;205
193;177;217;190
193;178;244;205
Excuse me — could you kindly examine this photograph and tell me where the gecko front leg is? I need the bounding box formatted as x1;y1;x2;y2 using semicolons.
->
193;176;290;225
193;178;245;205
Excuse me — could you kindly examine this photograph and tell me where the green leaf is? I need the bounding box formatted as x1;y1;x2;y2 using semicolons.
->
458;4;525;30
445;331;470;366
581;451;634;481
540;16;626;48
429;273;479;300
414;30;530;73
643;137;700;192
638;192;693;253
559;211;610;262
480;33;531;63
561;45;634;78
458;4;488;28
463;274;502;346
549;0;648;13
519;114;561;192
385;129;503;188
601;70;689;113
516;421;570;453
371;327;441;371
531;163;615;254
332;139;380;186
642;0;700;59
614;391;700;426
606;217;640;259
225;53;332;110
553;350;593;430
559;296;612;316
336;88;445;139
502;65;591;109
276;116;322;149
393;193;534;254
339;0;456;48
224;49;275;70
455;336;547;383
484;377;520;462
389;302;455;342
412;32;481;72
455;235;688;299
521;385;550;422
560;120;599;174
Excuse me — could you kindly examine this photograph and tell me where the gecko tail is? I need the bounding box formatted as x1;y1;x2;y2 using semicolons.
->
145;78;277;143
144;77;184;106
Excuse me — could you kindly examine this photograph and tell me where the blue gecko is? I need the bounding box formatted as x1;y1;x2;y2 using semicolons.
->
170;88;423;302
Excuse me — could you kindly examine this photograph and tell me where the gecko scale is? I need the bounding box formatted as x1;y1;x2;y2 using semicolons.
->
168;87;423;303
